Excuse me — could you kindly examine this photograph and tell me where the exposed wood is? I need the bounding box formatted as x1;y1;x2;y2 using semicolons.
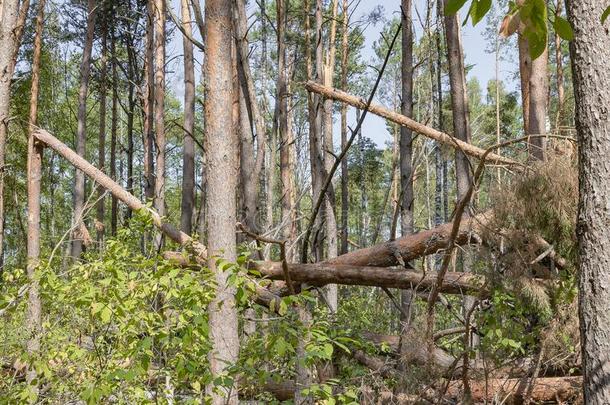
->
304;82;520;167
327;211;489;267
445;376;581;403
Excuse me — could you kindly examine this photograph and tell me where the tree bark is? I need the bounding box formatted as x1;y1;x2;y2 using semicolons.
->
304;82;518;167
153;0;166;249
527;44;548;160
71;0;97;258
143;0;155;203
327;211;489;268
398;0;415;384
180;0;195;234
26;0;46;383
518;35;531;135
276;0;295;261
0;0;28;267
96;20;108;243
110;26;118;235
204;0;239;402
323;0;340;313
554;0;565;130
249;261;485;295
339;0;349;255
234;0;267;235
567;0;610;402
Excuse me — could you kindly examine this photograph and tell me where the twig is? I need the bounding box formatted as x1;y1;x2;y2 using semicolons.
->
237;223;296;295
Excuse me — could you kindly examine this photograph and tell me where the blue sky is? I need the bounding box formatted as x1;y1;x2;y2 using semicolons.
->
167;0;520;147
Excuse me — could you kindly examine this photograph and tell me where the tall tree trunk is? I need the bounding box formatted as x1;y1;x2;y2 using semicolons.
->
180;0;195;234
398;0;415;382
435;0;444;230
442;0;477;390
567;1;610;402
143;0;155;203
0;0;29;267
308;0;325;263
339;0;349;255
97;20;108;243
323;0;339;313
71;0;97;258
235;0;266;235
110;26;118;235
527;45;548;160
277;0;295;260
204;0;239;402
125;30;136;222
153;0;166;249
518;36;531;134
554;0;565;131
26;0;46;384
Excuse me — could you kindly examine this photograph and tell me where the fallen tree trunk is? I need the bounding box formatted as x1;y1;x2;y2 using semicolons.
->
163;252;486;295
250;262;485;295
305;81;520;168
326;212;490;267
445;376;582;403
33;129;207;258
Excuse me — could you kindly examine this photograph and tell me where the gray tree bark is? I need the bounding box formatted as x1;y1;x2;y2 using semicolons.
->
204;0;240;402
398;0;415;383
567;0;610;402
153;0;166;249
71;0;97;258
180;0;195;234
26;0;46;383
96;20;108;243
339;0;349;255
0;0;28;267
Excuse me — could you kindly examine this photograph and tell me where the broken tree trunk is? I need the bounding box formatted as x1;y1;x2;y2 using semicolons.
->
33;129;206;258
326;211;489;267
445;376;581;403
304;82;519;167
250;261;484;295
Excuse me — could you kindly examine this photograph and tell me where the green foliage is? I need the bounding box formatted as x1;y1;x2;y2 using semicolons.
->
602;5;610;24
464;0;493;26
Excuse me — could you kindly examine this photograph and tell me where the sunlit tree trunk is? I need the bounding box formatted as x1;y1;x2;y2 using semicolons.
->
442;0;477;390
26;0;46;384
554;0;565;131
153;0;166;250
71;0;97;258
397;0;416;386
567;1;610;403
143;0;155;203
180;0;195;234
321;0;340;313
204;0;239;402
110;26;118;235
528;46;548;160
0;0;29;267
96;19;108;243
339;0;349;255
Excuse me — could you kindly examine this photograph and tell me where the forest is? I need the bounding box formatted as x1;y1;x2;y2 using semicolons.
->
0;0;609;403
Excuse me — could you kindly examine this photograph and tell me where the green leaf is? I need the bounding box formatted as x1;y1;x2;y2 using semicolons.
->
100;306;112;323
603;6;610;24
470;0;492;26
444;0;468;16
553;15;573;41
